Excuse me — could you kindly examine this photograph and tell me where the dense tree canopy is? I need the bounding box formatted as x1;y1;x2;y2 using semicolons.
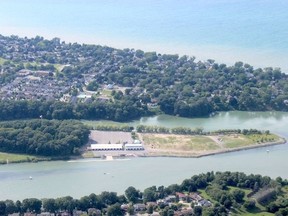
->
0;119;90;156
0;99;151;122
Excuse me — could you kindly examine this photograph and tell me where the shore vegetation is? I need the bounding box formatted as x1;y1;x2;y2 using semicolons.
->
0;119;90;157
1;171;288;216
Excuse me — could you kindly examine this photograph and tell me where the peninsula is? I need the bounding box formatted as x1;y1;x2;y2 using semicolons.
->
85;126;286;158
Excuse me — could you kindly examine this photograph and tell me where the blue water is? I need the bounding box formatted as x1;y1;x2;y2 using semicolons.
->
1;0;288;71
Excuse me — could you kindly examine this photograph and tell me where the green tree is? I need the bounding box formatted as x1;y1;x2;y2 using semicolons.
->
107;203;124;216
143;188;157;203
125;186;140;203
22;198;42;214
194;206;202;216
42;198;57;213
232;189;245;203
4;200;17;214
0;201;6;216
86;80;99;91
244;199;256;210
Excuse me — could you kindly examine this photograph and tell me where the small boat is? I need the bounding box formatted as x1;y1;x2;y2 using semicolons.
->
29;176;33;180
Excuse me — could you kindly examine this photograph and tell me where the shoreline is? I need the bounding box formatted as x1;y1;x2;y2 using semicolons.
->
1;136;286;165
1;31;288;72
143;138;286;158
87;135;287;160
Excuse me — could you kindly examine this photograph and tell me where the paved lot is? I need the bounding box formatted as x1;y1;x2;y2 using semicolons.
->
89;130;134;144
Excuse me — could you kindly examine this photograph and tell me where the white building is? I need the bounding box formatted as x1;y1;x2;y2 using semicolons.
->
89;144;123;151
88;143;145;151
125;144;144;151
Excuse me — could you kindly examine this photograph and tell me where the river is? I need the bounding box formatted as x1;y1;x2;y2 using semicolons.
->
0;111;287;201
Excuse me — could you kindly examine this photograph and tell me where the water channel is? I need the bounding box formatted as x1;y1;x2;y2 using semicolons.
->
0;111;288;200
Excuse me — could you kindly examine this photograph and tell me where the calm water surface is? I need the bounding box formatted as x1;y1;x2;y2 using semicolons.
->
0;111;288;200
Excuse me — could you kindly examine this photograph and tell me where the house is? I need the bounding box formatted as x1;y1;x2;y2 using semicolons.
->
182;208;193;215
120;204;129;211
198;199;212;207
37;213;55;216
106;84;114;89
189;193;203;202
24;213;36;216
150;212;160;216
8;213;20;216
164;195;176;203
176;192;188;202
73;210;87;216
58;212;70;216
156;199;167;206
87;208;101;216
146;202;157;207
133;203;146;212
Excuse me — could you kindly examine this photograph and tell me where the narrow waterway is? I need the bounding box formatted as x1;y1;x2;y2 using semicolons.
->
0;111;287;200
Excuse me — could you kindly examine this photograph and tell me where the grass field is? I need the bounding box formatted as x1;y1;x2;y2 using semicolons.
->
139;132;283;157
141;134;220;156
0;152;39;164
222;134;281;148
82;120;130;128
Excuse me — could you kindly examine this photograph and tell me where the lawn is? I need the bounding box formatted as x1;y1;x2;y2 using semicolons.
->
100;89;113;97
221;134;254;148
222;134;281;149
82;120;130;128
0;152;39;164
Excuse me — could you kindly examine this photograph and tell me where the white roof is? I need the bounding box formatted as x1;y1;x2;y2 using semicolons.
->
125;144;143;147
90;144;123;149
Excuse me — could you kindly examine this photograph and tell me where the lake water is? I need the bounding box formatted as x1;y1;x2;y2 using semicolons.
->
1;0;288;71
0;111;288;201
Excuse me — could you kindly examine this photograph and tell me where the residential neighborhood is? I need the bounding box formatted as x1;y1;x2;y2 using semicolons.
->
7;192;211;216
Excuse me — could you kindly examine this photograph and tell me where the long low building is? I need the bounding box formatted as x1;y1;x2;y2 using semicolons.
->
88;143;145;151
125;144;145;151
89;144;123;151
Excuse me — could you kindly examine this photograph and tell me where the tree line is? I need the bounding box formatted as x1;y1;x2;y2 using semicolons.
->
136;125;266;136
1;171;287;216
0;119;90;156
0;99;151;122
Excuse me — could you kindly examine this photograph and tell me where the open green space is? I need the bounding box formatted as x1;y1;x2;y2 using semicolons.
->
0;152;40;164
100;89;113;97
222;134;281;148
82;120;130;128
